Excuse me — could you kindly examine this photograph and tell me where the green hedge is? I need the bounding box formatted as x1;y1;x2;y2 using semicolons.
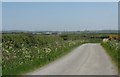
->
2;34;85;75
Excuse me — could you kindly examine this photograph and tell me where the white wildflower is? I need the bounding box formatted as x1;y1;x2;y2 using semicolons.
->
103;38;109;43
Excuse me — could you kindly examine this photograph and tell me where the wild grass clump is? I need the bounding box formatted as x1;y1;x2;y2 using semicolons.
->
101;39;120;73
2;33;86;75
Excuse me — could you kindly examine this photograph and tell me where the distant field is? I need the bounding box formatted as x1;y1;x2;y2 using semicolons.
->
2;33;116;75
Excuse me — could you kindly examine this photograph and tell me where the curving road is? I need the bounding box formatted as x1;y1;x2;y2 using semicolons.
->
26;43;118;75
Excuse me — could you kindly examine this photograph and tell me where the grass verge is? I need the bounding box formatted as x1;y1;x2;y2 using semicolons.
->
2;41;84;77
101;43;119;74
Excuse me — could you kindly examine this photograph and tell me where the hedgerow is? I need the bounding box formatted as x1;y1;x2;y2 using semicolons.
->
2;33;86;75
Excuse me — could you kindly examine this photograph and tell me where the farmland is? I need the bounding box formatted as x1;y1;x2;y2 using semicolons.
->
2;32;119;75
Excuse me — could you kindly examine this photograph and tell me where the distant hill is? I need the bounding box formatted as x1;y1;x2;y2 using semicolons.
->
80;30;118;34
2;30;118;34
91;30;118;33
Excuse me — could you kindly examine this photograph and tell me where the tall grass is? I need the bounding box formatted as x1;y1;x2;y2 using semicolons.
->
2;33;102;75
101;40;120;73
2;34;86;75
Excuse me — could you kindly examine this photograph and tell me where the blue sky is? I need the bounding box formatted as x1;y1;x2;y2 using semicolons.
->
0;2;2;31
2;0;119;2
2;2;118;31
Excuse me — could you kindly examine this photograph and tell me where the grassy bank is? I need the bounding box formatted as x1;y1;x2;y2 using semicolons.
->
2;33;103;75
101;40;120;73
2;33;88;75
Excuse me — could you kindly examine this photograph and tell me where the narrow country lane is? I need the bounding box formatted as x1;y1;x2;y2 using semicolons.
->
26;43;118;75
